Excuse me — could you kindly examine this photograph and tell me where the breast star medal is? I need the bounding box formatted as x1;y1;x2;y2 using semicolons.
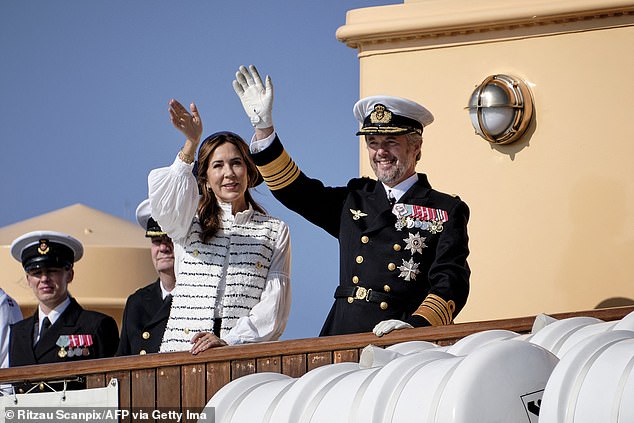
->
398;258;420;282
404;232;427;255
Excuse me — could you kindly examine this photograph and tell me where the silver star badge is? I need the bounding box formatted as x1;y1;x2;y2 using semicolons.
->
350;209;368;220
404;232;427;255
398;258;420;282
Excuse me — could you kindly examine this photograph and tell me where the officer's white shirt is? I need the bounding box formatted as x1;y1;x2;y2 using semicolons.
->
159;281;172;300
35;296;71;343
0;288;23;368
383;173;418;203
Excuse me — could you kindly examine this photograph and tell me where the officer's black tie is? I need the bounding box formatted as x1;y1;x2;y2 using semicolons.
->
388;190;396;207
38;317;51;343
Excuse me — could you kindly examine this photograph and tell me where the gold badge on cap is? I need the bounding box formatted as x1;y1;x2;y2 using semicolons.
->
370;104;392;124
38;239;50;255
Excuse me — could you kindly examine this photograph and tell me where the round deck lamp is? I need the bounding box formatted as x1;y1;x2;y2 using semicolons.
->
467;74;534;144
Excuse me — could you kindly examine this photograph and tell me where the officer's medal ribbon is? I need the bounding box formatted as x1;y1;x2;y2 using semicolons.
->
82;335;93;356
68;335;85;357
67;335;76;357
392;204;448;233
56;335;70;358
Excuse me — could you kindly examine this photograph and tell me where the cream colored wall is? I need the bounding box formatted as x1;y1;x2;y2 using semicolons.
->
338;0;634;322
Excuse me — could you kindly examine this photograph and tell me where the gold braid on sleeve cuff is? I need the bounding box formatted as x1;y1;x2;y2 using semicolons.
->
412;294;456;326
257;149;300;191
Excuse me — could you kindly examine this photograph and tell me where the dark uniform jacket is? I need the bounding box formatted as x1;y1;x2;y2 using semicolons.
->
116;280;171;356
251;136;470;336
9;297;119;367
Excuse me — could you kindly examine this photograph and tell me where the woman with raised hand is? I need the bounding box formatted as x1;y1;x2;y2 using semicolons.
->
148;99;291;354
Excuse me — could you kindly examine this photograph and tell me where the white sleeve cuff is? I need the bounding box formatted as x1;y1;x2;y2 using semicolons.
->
249;132;277;153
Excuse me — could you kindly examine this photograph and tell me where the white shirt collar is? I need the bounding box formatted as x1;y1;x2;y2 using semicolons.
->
218;200;233;215
219;201;254;224
382;173;418;202
159;281;172;300
38;296;71;330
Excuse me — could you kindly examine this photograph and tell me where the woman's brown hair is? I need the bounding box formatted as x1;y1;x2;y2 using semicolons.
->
195;131;264;242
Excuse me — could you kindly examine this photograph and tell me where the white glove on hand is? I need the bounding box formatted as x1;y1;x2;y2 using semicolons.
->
232;65;274;129
373;319;413;337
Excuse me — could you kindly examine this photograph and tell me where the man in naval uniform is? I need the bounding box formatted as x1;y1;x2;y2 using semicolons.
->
116;199;175;356
8;231;119;372
233;65;470;337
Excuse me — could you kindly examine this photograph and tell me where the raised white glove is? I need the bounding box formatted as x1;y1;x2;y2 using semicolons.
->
232;65;274;129
373;319;413;337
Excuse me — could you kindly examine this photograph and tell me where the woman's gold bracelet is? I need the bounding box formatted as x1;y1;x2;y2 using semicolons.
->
178;148;194;164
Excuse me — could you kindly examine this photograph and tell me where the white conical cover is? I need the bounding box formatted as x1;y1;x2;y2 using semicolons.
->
309;367;381;423
529;316;603;355
573;338;634;423
205;372;292;423
445;329;519;356
436;339;558;423
539;330;634;423
267;362;360;423
354;349;455;423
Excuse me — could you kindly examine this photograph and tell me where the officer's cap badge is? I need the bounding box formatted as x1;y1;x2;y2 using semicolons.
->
38;239;49;255
370;104;392;124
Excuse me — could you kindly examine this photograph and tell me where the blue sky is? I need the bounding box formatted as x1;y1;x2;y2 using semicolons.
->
0;1;401;340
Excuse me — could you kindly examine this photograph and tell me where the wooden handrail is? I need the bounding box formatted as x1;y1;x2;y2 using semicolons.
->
1;306;631;384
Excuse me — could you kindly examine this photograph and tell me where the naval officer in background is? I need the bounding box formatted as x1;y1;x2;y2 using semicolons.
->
8;230;119;368
233;65;470;337
0;288;22;368
116;199;175;356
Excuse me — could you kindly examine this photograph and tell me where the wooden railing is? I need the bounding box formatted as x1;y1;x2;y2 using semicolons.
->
1;306;632;420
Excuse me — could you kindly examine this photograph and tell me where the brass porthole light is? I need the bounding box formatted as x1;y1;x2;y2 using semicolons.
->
467;74;534;145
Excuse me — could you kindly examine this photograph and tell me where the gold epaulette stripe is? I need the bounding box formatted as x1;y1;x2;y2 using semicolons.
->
258;150;294;177
264;161;300;191
412;294;455;326
263;163;300;191
415;304;445;326
426;295;451;324
146;230;167;237
257;150;301;191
